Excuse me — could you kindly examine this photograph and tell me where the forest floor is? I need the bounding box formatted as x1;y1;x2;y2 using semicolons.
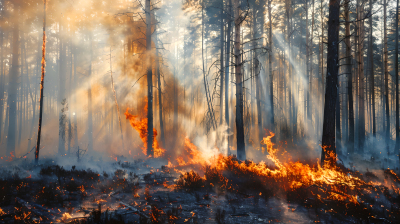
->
0;155;399;224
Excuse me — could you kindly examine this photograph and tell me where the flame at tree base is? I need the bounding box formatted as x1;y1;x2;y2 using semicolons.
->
125;108;165;158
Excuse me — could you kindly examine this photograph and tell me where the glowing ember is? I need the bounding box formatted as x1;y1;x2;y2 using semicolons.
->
61;212;72;222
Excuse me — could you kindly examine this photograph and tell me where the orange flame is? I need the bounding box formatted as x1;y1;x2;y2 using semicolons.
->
125;103;165;158
169;133;381;204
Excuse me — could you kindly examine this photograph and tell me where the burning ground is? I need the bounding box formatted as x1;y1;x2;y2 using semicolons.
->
1;133;400;223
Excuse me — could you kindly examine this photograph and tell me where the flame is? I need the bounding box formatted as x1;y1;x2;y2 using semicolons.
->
61;212;72;222
26;174;32;179
176;138;206;166
0;208;5;216
125;103;165;158
169;133;389;205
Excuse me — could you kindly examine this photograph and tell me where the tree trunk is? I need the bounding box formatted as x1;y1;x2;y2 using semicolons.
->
369;0;376;138
357;2;365;152
384;0;389;153
145;0;154;156
225;0;232;155
395;0;399;157
268;0;274;131
305;0;311;124
233;0;245;160
7;5;19;156
109;46;125;150
35;0;46;163
321;0;339;164
0;21;4;142
220;8;224;125
155;24;165;148
345;0;354;154
58;23;66;155
87;34;93;153
73;45;78;150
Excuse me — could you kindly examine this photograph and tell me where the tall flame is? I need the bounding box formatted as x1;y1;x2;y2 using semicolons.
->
125;103;165;158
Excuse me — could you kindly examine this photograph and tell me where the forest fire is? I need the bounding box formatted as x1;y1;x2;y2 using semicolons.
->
1;0;400;222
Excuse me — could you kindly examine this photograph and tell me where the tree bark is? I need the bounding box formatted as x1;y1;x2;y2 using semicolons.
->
345;0;354;154
220;8;224;125
233;0;245;160
395;0;399;157
145;0;154;156
268;0;274;131
357;1;365;152
35;0;46;163
225;0;232;155
369;0;375;138
321;0;339;164
384;0;389;153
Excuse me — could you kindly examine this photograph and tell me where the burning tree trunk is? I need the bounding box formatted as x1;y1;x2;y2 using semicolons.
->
145;0;154;156
35;0;46;164
7;4;20;156
321;0;339;163
233;0;245;160
225;0;232;155
345;0;354;154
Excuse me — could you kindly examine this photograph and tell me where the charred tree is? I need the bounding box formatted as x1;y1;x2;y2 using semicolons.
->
233;0;245;160
35;0;46;163
145;0;154;156
321;0;339;163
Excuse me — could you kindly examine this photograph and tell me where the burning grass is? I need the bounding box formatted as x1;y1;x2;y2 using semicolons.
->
167;133;400;222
